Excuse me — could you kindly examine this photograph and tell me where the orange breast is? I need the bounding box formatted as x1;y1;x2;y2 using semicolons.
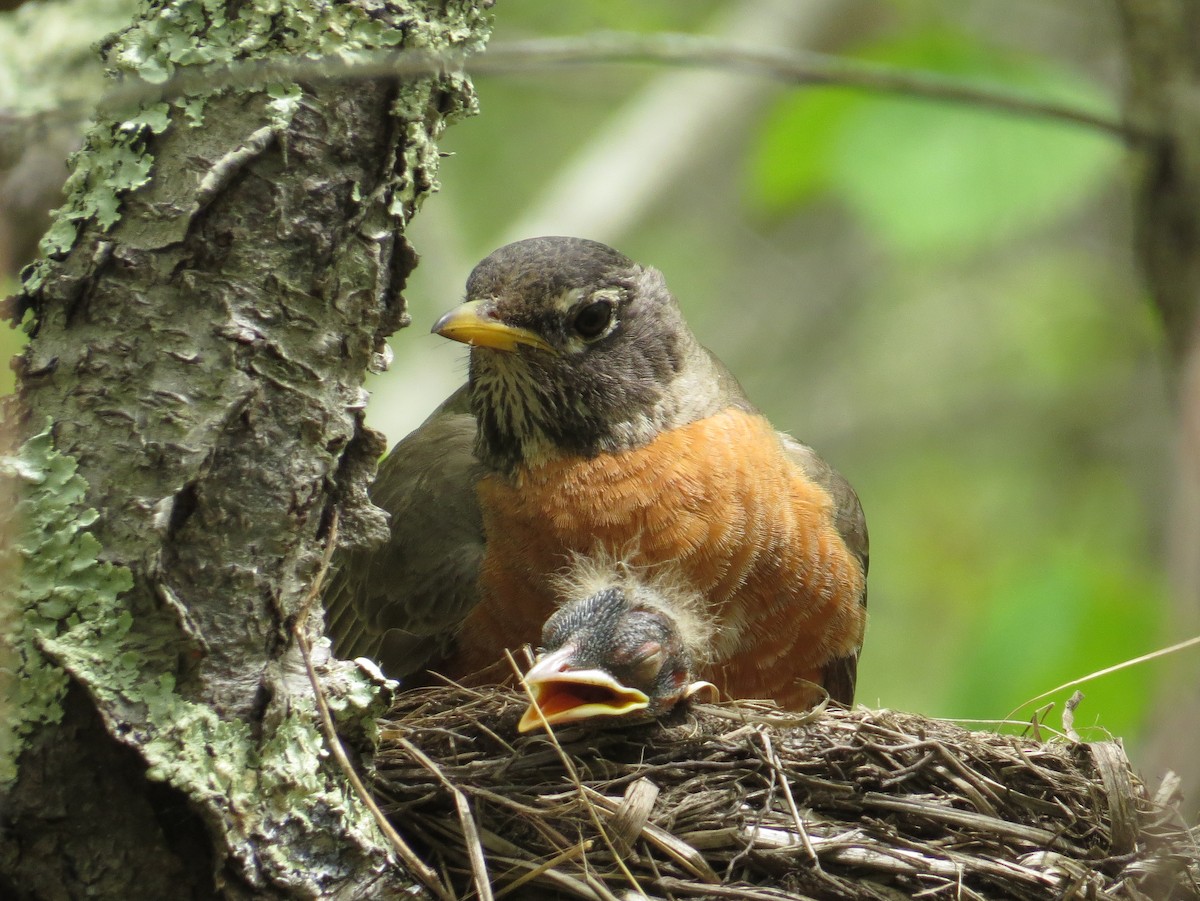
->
445;408;866;709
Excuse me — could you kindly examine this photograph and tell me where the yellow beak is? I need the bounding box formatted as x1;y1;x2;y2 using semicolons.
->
431;300;555;354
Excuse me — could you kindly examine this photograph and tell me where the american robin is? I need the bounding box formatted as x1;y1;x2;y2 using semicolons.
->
516;559;717;733
325;236;868;711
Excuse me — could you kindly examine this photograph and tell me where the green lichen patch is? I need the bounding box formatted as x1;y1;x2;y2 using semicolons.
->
255;706;390;869
0;427;382;871
0;425;134;786
320;648;397;748
38;109;166;256
45;634;387;876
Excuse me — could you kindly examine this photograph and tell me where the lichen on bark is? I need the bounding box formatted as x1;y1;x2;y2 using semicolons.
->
0;425;134;787
26;0;483;289
2;0;492;895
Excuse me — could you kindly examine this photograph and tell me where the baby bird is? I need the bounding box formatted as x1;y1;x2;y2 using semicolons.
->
518;562;716;732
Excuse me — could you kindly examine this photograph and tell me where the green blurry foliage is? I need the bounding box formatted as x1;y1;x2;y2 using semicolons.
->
955;549;1163;738
846;244;1167;733
859;444;1166;737
748;30;1121;256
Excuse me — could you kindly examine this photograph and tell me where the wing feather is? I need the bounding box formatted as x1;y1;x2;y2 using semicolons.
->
324;386;486;677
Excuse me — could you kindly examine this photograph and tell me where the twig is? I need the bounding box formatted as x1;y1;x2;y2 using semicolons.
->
579;786;721;885
294;632;453;900
1062;689;1085;743
492;841;593;900
860;794;1085;854
758;730;819;867
292;508;340;632
654;878;798;900
691;695;827;727
397;737;495;901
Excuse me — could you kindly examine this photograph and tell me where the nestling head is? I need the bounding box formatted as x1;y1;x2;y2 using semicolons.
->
517;559;717;733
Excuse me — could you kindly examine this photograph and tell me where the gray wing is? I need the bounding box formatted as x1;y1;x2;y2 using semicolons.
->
781;435;869;706
324;385;486;677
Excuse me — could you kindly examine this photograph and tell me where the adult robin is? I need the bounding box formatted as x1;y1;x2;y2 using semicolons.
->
325;236;868;712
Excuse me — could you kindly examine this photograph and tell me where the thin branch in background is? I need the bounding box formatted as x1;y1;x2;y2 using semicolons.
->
3;33;1137;143
486;34;1136;141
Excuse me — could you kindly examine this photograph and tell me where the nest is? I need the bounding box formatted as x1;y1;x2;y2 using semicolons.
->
371;686;1199;900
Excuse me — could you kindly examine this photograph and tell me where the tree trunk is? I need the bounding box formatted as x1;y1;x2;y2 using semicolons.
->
1116;0;1200;809
0;1;492;896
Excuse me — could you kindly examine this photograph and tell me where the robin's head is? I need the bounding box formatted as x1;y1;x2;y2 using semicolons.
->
432;236;737;471
516;565;717;733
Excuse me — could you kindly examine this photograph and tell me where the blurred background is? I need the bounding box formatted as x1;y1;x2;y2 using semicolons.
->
2;0;1192;804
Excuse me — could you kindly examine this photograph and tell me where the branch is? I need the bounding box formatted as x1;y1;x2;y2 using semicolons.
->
3;33;1137;143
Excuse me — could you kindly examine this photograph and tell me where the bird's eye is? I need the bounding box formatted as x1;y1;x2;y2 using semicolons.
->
626;642;666;682
572;299;615;340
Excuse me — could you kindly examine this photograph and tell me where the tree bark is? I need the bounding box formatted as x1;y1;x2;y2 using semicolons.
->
1116;0;1200;810
1;0;491;896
